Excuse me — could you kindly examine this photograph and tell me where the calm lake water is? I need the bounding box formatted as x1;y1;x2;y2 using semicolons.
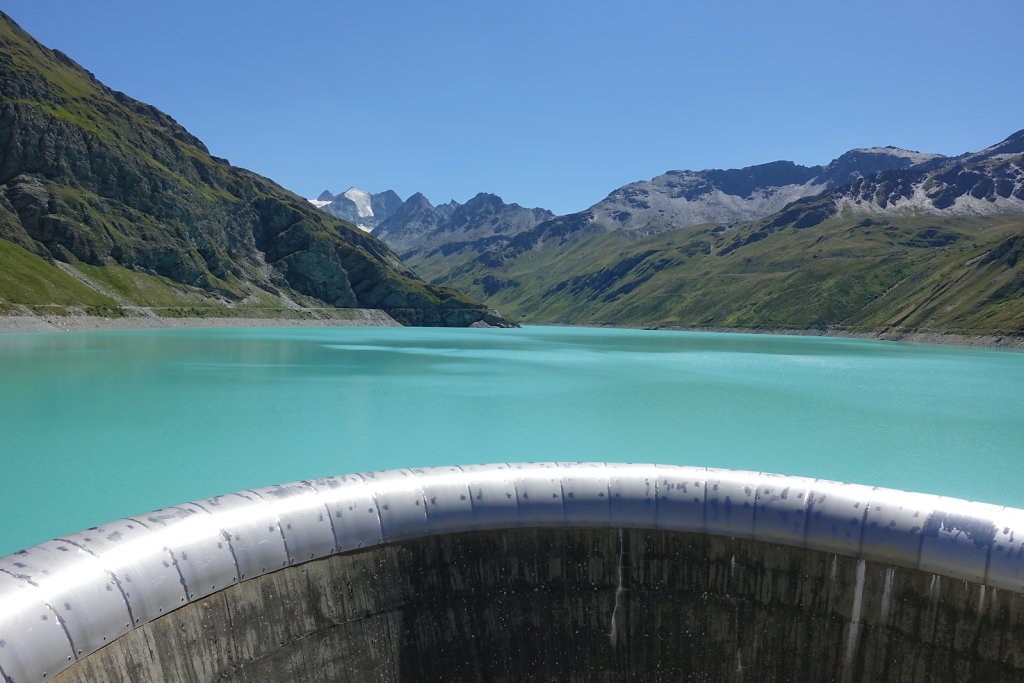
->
1;325;1022;556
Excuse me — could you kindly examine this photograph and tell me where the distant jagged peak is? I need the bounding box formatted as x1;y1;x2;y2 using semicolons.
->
405;191;435;208
306;186;407;232
342;187;374;218
462;192;506;211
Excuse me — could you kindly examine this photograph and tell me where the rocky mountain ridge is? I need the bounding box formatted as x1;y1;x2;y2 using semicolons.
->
310;188;554;258
718;129;1024;256
493;147;949;258
376;191;555;256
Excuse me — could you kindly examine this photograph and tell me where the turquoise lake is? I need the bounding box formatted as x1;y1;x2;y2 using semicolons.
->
1;325;1022;556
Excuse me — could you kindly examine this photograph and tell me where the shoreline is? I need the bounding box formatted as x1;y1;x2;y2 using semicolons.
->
656;326;1024;350
0;308;402;334
1;311;1021;349
546;322;1024;350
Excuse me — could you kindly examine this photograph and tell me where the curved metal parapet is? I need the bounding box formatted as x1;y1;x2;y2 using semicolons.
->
1;462;1022;682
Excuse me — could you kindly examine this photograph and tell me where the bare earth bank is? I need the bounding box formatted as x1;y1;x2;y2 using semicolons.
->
0;308;402;334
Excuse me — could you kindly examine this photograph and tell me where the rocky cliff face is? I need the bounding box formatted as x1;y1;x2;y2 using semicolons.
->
0;12;506;326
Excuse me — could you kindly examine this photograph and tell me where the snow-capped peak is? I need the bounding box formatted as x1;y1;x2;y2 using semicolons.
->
343;187;374;218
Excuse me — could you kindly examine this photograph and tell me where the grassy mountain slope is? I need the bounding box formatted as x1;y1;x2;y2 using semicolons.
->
0;12;506;326
419;129;1024;337
430;211;1024;336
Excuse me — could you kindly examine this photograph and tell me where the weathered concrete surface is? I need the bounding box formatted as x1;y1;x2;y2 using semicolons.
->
52;528;1024;682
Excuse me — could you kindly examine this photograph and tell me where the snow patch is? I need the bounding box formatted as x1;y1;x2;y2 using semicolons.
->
307;199;332;208
344;187;374;218
356;223;374;233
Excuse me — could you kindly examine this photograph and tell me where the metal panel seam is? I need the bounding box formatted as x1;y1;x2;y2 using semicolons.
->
507;463;523;529
653;467;661;531
854;496;870;559
302;480;340;553
416;479;430;532
125;517;190;610
605;472;613;527
751;472;762;538
184;501;243;584
556;469;568;525
982;512;999;587
799;484;814;549
463;466;482;530
0;566;80;663
358;474;387;544
421;467;471;534
243;489;293;565
700;467;709;535
914;509;929;572
799;480;813;545
54;538;136;629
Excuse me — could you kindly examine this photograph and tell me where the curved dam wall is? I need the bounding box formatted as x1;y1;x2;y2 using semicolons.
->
2;463;1024;681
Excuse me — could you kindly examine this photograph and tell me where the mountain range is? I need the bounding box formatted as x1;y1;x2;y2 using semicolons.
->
344;131;1023;338
0;12;506;327
310;188;554;257
2;7;1020;339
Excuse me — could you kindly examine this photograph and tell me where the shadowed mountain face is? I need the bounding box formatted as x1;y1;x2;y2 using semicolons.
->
417;131;1024;337
0;12;506;327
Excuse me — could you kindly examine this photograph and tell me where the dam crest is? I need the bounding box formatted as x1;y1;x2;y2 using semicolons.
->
2;463;1023;681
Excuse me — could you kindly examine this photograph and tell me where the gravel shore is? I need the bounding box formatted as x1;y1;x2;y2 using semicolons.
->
0;309;401;334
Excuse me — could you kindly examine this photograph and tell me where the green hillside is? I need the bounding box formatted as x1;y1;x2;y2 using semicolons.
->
0;12;506;327
422;212;1024;336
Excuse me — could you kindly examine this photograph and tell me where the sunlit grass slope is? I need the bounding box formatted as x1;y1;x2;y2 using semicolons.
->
423;213;1024;336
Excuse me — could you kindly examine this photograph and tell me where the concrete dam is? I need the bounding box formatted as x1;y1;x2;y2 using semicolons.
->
1;463;1023;682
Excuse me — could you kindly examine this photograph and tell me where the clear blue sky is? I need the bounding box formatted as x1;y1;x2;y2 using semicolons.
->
5;0;1023;215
